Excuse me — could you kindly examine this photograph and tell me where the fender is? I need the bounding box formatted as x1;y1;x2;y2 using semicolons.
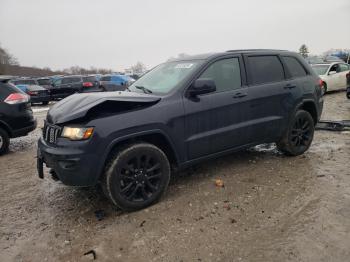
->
291;99;318;123
95;129;180;180
0;120;13;136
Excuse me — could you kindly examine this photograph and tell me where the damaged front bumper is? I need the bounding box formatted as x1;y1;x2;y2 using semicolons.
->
37;137;101;186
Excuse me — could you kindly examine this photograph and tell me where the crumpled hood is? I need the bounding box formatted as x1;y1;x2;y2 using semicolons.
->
48;91;161;124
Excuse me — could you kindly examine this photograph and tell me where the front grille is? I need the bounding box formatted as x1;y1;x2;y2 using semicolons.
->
43;121;61;144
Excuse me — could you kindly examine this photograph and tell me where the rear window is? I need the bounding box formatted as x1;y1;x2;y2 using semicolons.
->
283;56;308;78
247;55;285;85
82;76;96;82
37;79;51;85
62;77;82;84
100;76;111;81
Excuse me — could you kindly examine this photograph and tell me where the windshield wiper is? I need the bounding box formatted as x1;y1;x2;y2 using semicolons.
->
135;85;153;94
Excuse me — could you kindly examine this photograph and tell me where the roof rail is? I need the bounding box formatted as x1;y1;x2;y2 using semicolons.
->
226;49;287;53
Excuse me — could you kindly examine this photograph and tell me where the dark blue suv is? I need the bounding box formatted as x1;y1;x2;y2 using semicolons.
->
37;49;323;211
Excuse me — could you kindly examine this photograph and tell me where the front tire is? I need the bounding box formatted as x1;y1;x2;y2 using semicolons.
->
0;128;10;155
102;143;171;211
277;110;315;156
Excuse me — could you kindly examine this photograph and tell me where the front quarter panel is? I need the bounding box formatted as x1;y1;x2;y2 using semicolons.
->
87;95;186;181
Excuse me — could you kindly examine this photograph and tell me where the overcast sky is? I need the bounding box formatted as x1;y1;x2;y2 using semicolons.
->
0;0;349;71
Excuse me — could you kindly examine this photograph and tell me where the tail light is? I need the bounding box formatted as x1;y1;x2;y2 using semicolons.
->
4;93;29;104
346;73;350;79
318;79;323;88
83;82;93;87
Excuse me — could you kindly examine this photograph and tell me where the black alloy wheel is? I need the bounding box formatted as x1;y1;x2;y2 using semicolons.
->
277;110;315;156
103;143;170;211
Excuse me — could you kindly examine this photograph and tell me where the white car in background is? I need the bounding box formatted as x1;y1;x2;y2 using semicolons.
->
311;62;350;93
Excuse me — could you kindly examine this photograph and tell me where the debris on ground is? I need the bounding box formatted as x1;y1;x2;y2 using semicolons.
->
94;210;105;221
316;120;350;131
83;250;96;260
140;220;146;227
215;179;224;188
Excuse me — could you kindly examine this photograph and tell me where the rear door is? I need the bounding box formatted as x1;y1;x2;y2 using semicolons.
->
184;55;251;159
244;54;295;143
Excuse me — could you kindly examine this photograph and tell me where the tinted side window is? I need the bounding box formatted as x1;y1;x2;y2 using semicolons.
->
247;55;285;85
340;64;349;72
62;77;81;84
199;58;241;92
53;78;62;86
283;56;308;78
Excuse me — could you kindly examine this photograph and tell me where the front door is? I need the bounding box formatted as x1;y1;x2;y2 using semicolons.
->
183;56;250;160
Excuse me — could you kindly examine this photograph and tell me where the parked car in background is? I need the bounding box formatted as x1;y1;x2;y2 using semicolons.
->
36;77;53;90
51;75;103;100
99;74;134;91
10;78;38;92
82;75;102;92
346;72;350;99
311;62;350;93
0;77;36;154
38;49;323;211
26;85;50;105
11;78;51;105
323;56;344;63
305;56;324;64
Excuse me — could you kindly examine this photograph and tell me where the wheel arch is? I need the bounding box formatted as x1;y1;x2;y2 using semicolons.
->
0;120;12;137
298;100;318;125
97;130;180;181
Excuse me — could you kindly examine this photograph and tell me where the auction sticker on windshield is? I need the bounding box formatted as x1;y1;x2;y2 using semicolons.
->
175;63;194;69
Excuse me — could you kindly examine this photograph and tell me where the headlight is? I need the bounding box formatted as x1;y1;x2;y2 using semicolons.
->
61;127;94;140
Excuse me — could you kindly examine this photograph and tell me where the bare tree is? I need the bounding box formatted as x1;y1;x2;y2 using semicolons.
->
299;44;309;58
131;62;147;74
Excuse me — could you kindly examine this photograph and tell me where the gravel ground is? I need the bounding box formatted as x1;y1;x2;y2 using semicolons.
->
0;92;349;262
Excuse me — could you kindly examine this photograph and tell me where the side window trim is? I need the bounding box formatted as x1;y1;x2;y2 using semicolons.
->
183;54;247;97
243;54;286;86
282;55;309;79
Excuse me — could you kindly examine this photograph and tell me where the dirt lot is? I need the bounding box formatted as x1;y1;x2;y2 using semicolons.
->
0;92;349;262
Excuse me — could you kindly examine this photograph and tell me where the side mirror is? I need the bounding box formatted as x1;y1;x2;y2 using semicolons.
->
188;78;216;96
329;71;337;75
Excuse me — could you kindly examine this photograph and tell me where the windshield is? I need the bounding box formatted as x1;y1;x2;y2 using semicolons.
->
129;60;203;94
311;65;329;75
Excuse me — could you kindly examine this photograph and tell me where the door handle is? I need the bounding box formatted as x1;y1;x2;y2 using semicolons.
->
233;92;247;98
284;84;296;89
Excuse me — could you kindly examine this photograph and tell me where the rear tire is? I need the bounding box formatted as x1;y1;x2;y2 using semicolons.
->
277;110;315;156
42;101;49;105
0;128;10;155
102;143;171;211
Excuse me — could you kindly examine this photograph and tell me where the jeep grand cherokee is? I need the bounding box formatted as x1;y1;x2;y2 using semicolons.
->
37;49;323;211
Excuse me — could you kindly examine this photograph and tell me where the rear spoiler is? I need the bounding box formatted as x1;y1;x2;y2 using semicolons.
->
0;77;13;83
